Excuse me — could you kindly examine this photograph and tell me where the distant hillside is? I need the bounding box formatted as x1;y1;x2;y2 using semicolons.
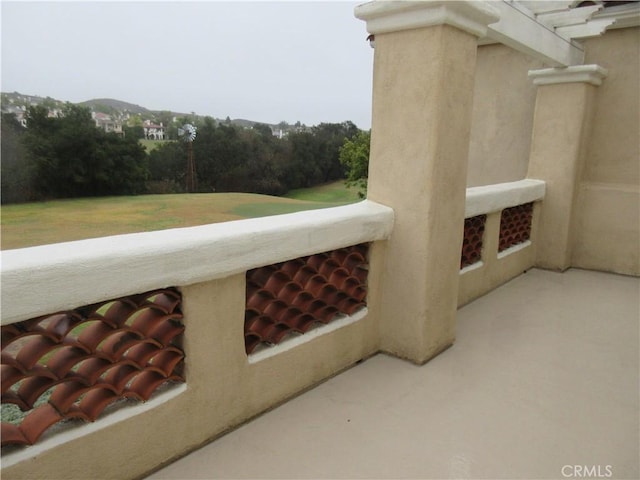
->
1;91;65;110
230;118;260;128
1;91;295;131
79;98;151;115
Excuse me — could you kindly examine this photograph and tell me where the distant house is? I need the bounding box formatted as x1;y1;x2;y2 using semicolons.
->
47;108;63;118
143;120;165;140
92;112;124;136
4;105;28;127
271;128;285;139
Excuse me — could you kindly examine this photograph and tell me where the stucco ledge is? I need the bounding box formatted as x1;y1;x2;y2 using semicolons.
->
529;64;609;86
354;0;500;38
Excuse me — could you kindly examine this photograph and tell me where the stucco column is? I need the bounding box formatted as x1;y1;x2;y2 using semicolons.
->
527;65;607;271
355;1;499;364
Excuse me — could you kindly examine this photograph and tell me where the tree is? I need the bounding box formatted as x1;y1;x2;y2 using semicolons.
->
339;130;370;198
95;134;149;195
128;115;143;127
123;124;145;139
1;113;32;203
148;141;184;193
148;118;364;197
156;111;173;128
195;121;242;192
127;114;144;140
311;121;358;183
22;103;148;199
252;123;273;139
40;96;59;110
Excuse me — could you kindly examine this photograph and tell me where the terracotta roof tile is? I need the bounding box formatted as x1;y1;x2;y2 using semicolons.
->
461;214;486;269
1;288;185;449
499;203;533;252
80;387;120;421
102;363;140;391
0;422;30;447
18;403;63;445
245;244;369;353
49;380;94;413
46;346;91;378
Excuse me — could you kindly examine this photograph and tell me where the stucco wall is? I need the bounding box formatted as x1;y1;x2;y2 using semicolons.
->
0;201;393;480
573;27;640;275
367;24;479;364
469;28;639;276
458;204;540;307
2;274;381;480
467;44;544;187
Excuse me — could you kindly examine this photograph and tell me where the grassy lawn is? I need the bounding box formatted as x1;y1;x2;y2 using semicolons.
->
1;181;360;250
232;181;360;218
284;181;360;203
139;139;169;152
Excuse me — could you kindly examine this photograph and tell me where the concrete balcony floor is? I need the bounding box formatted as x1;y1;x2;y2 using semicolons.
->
148;268;639;479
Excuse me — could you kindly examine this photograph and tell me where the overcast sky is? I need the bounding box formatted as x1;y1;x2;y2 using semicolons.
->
1;1;374;128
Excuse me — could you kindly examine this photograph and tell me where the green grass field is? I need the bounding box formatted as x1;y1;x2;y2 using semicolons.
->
0;181;361;250
139;139;169;153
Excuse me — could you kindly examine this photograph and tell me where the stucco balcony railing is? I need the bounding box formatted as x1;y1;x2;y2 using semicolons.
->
148;267;640;480
458;179;545;305
1;181;549;479
1;200;393;478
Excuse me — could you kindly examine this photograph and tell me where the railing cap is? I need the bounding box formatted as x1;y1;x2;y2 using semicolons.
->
465;179;546;218
1;200;394;326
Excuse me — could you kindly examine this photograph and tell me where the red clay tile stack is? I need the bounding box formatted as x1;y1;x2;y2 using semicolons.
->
499;203;534;252
1;289;184;448
461;215;487;268
245;244;369;353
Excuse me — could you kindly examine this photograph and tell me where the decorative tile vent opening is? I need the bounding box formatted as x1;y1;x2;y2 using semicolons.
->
461;215;486;269
499;202;534;252
1;288;184;449
245;244;369;354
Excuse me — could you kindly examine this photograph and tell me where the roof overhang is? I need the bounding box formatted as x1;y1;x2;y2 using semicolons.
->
481;1;585;66
356;1;640;68
480;1;640;66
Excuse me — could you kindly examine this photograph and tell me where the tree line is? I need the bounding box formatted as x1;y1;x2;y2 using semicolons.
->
1;104;369;204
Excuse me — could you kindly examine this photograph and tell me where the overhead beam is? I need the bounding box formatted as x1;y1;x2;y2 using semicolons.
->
519;1;574;15
556;18;616;40
592;2;640;30
484;1;585;67
536;5;602;28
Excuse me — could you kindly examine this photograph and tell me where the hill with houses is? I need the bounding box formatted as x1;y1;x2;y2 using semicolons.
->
0;91;298;139
78;98;151;116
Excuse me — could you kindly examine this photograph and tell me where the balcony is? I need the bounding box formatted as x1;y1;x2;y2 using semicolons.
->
3;177;637;479
2;1;638;478
147;267;639;480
